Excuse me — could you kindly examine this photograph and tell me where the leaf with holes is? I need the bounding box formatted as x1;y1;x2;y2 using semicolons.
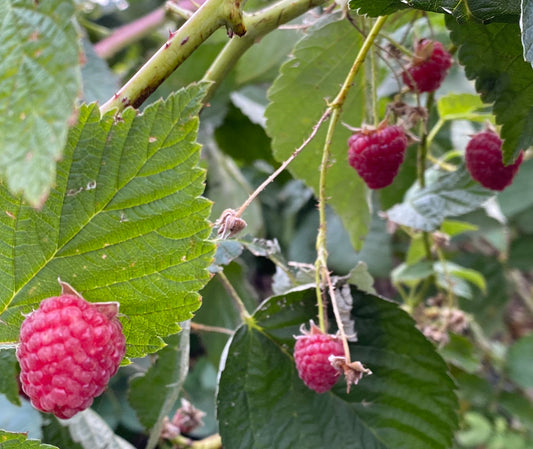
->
0;83;215;359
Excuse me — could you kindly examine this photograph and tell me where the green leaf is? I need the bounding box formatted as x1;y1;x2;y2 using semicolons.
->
129;328;189;449
60;409;136;449
436;93;488;121
439;333;482;373
506;332;533;389
447;18;533;163
218;287;458;449
81;39;119;104
0;84;215;359
440;219;478;236
0;0;81;207
265;14;369;251
348;0;407;16
386;166;494;231
498;159;533;218
348;0;521;22
435;261;487;294
0;349;19;405
392;261;434;286
456;412;492;447
0;431;55;448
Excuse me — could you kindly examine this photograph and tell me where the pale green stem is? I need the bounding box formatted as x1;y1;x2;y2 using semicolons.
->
217;271;251;321
314;15;388;334
100;0;246;114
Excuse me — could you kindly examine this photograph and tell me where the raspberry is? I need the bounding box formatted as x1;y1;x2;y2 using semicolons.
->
402;39;452;93
465;130;524;191
348;125;408;189
293;322;344;393
16;294;126;419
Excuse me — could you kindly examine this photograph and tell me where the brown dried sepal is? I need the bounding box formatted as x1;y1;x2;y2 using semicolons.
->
161;398;206;439
215;208;247;239
329;355;372;394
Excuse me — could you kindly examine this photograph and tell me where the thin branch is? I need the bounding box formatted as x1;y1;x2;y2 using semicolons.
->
217;271;250;320
94;7;167;59
99;0;247;114
190;322;234;335
234;109;331;219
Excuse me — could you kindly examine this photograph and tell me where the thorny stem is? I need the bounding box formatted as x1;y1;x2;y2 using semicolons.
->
314;16;388;336
217;271;250;321
100;0;247;114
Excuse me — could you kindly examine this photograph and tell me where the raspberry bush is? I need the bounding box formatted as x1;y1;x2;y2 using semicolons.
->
1;0;533;449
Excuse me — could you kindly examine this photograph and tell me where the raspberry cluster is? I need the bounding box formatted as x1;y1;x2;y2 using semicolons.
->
465;130;523;191
293;323;344;393
402;39;452;93
348;125;408;189
16;294;126;419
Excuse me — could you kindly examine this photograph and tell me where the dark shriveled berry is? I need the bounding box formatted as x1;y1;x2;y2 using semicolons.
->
16;294;126;419
465;130;523;191
348;125;408;189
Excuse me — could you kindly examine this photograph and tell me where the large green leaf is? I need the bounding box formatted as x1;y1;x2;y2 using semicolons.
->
0;0;81;207
0;84;215;359
217;287;458;449
265;14;369;251
0;431;56;448
129;327;189;449
506;333;533;390
0;349;19;405
386;166;493;231
349;0;520;22
447;18;533;163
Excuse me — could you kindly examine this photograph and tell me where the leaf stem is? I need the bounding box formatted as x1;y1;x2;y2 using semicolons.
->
100;0;246;113
217;271;251;321
168;433;222;449
314;15;388;336
190;322;234;335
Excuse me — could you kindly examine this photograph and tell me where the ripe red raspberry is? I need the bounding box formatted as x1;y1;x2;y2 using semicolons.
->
16;294;126;419
402;39;452;93
293;322;344;393
465;130;524;191
348;125;407;189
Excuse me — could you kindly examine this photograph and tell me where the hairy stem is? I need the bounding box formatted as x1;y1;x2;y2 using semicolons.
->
100;0;246;114
314;15;388;334
217;271;250;321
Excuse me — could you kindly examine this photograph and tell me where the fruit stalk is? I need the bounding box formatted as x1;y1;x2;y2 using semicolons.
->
314;15;388;334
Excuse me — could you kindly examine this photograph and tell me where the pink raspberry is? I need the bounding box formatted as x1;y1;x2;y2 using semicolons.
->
402;39;452;93
16;294;126;419
465;130;524;191
293;323;344;393
348;125;408;189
